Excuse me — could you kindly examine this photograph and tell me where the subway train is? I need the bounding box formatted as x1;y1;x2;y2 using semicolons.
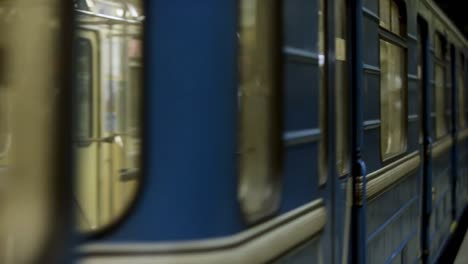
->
1;0;468;263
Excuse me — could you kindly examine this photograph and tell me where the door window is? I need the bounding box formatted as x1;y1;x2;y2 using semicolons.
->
379;0;407;159
73;0;144;233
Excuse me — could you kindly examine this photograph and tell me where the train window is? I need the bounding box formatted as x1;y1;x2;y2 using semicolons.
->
335;0;349;176
238;0;281;223
379;0;407;159
458;53;465;128
379;0;402;36
73;0;144;233
434;34;447;138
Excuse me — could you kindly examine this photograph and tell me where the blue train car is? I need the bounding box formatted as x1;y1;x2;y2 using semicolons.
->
1;0;468;263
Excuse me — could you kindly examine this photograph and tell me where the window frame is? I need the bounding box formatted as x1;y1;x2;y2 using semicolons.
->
378;0;408;161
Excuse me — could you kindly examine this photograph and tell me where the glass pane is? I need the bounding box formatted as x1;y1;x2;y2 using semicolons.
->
335;0;349;176
73;0;144;233
390;1;400;35
379;0;390;30
238;0;281;223
380;39;406;158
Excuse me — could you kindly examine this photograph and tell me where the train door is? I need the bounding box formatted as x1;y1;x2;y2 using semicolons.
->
429;31;453;261
418;16;431;263
75;30;101;231
455;50;468;220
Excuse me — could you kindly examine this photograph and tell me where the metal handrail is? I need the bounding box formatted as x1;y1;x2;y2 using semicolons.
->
75;9;143;25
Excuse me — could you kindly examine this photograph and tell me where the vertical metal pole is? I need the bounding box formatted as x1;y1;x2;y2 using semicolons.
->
349;0;366;263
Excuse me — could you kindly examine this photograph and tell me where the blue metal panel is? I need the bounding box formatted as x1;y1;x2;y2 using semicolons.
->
280;2;331;263
366;173;420;263
96;0;242;241
281;0;322;213
280;144;318;211
361;127;380;173
283;0;318;52
430;154;452;260
273;238;322;264
362;18;378;67
363;0;378;14
362;72;380;121
283;62;319;131
457;139;468;218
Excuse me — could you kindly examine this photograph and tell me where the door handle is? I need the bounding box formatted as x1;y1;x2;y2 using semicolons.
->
74;134;120;145
120;168;139;182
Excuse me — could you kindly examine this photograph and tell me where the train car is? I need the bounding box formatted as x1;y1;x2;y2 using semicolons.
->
1;0;468;263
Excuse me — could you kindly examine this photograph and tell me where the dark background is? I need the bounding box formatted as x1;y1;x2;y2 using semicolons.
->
434;0;468;38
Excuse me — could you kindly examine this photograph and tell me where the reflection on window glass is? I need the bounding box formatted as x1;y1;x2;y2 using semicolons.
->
434;35;447;138
74;0;144;232
379;0;402;36
335;0;349;176
390;1;400;35
238;0;281;223
458;54;465;128
379;0;390;30
75;38;93;139
380;39;406;158
379;0;406;159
